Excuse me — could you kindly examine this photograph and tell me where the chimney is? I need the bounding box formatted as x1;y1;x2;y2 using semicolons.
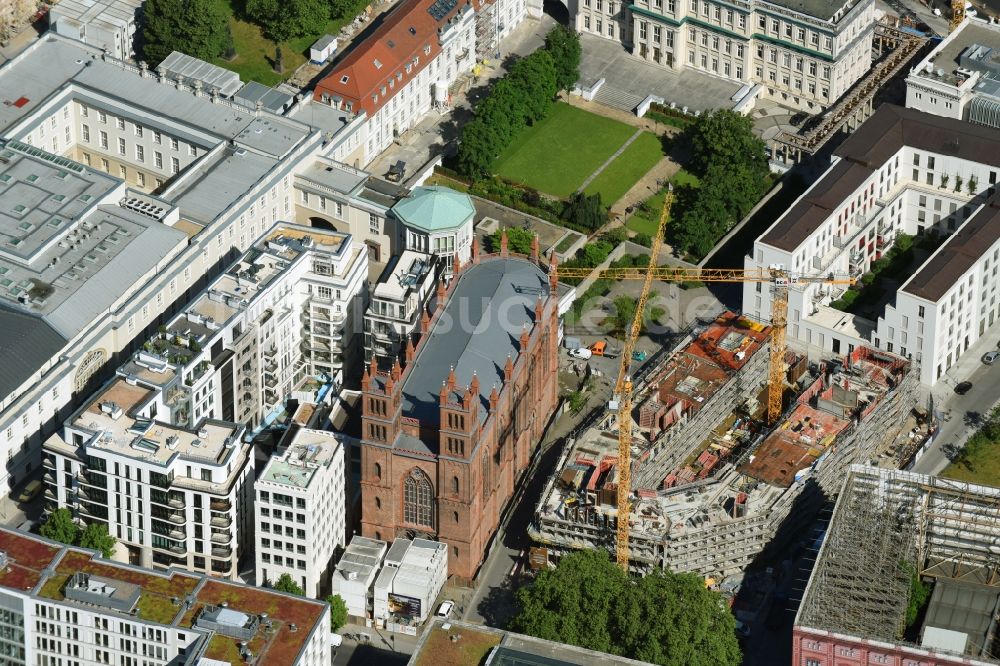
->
548;252;559;291
530;233;539;261
405;336;415;363
421;307;430;333
500;228;509;257
535;295;543;322
489;384;499;412
439;381;449;405
519;324;530;351
436;280;446;311
453;253;462;275
504;354;514;382
447;365;456;391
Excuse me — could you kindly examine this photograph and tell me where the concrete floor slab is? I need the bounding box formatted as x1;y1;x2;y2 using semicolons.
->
577;33;744;112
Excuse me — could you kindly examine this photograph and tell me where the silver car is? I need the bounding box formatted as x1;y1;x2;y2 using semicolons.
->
983;351;1000;365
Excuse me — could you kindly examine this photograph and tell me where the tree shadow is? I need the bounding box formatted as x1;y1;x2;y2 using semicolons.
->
964;411;983;429
476;583;516;629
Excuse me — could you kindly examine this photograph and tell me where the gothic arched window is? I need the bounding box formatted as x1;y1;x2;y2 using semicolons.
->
403;468;434;528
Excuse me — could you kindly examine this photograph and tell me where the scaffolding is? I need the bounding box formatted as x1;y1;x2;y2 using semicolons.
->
770;20;927;164
799;466;1000;655
475;0;499;63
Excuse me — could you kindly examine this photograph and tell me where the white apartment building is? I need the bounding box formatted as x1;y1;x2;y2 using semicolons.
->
0;528;331;666
391;186;476;272
255;427;347;597
581;0;876;109
128;223;368;429
744;104;1000;386
49;0;143;60
364;251;441;366
314;0;528;164
41;372;254;578
905;17;1000;129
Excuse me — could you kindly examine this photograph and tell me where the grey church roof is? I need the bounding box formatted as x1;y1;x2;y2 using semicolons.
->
0;307;67;400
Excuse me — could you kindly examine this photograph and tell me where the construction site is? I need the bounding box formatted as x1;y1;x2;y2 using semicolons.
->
795;465;1000;665
529;312;918;579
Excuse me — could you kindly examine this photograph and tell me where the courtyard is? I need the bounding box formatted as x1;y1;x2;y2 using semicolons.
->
493;102;663;204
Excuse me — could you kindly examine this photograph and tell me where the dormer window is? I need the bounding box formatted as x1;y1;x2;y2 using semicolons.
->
374;58;383;69
424;45;431;55
341;75;349;83
397;72;403;81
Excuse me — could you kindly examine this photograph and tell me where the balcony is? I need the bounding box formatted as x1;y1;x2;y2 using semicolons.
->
210;514;232;528
43;470;54;483
210;530;233;545
876;234;893;250
166;511;186;525
42;457;55;470
211;546;233;559
210;498;232;512
211;559;232;575
152;542;186;555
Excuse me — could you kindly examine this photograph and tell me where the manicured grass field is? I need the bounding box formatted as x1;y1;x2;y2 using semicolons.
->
625;169;700;237
212;0;364;85
584;131;664;205
942;434;1000;488
494;103;636;198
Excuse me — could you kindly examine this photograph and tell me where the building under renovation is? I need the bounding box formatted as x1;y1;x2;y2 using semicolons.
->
795;466;1000;666
530;315;917;577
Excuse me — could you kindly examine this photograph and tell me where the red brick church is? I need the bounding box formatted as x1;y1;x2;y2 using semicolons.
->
359;235;560;580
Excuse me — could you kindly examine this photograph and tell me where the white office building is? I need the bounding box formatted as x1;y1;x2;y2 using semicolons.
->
744;104;1000;386
331;536;387;619
906;17;1000;130
49;0;143;60
373;538;448;626
0;527;332;665
583;0;876;110
255;427;347;597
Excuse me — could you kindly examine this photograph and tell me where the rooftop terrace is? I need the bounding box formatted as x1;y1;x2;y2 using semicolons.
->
259;428;343;489
0;528;328;664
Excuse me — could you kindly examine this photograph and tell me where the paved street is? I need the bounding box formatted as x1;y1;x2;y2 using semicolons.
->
912;328;1000;475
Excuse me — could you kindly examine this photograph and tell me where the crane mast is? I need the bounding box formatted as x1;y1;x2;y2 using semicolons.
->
554;202;852;570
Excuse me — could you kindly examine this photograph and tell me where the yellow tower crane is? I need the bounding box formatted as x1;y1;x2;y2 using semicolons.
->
950;0;966;32
554;191;854;570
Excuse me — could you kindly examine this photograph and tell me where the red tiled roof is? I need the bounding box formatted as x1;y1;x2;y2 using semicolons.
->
314;0;469;117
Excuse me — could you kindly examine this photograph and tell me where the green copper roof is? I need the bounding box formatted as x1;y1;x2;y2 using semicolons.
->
391;186;475;232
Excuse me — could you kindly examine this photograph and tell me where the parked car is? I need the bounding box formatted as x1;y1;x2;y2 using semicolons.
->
589;341;620;358
632;350;648;362
955;381;973;395
569;348;593;360
734;620;751;639
983;351;1000;365
16;480;42;503
435;600;455;618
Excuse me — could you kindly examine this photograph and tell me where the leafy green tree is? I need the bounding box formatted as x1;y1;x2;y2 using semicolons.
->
39;508;80;546
562;192;605;232
633;232;653;247
507;51;558;124
612;296;637;333
491;226;535;255
245;0;327;42
685;109;767;180
544;25;582;92
456;119;501;180
510;550;741;666
142;0;231;67
327;594;349;631
272;573;304;595
78;523;117;558
602;226;628;245
567;390;587;413
670;184;730;259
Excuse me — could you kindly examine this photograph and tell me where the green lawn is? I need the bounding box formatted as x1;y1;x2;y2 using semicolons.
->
583;131;664;205
212;0;366;85
494;103;636;198
625;169;700;237
942;411;1000;488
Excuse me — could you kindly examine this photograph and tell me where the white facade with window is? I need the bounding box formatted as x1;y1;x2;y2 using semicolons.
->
254;428;347;597
745;105;1000;386
579;0;876;109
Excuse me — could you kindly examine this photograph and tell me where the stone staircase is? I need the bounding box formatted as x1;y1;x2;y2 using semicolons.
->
591;85;646;113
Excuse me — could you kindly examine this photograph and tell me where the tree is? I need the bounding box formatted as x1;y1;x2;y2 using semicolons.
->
544;25;582;92
273;573;304;595
507;51;558;124
510;550;741;666
562;192;606;232
40;509;80;546
602;226;628;245
456;119;502;180
78;523;117;558
245;0;327;42
612;296;637;333
685;109;767;181
491;226;535;254
327;594;349;631
142;0;231;67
